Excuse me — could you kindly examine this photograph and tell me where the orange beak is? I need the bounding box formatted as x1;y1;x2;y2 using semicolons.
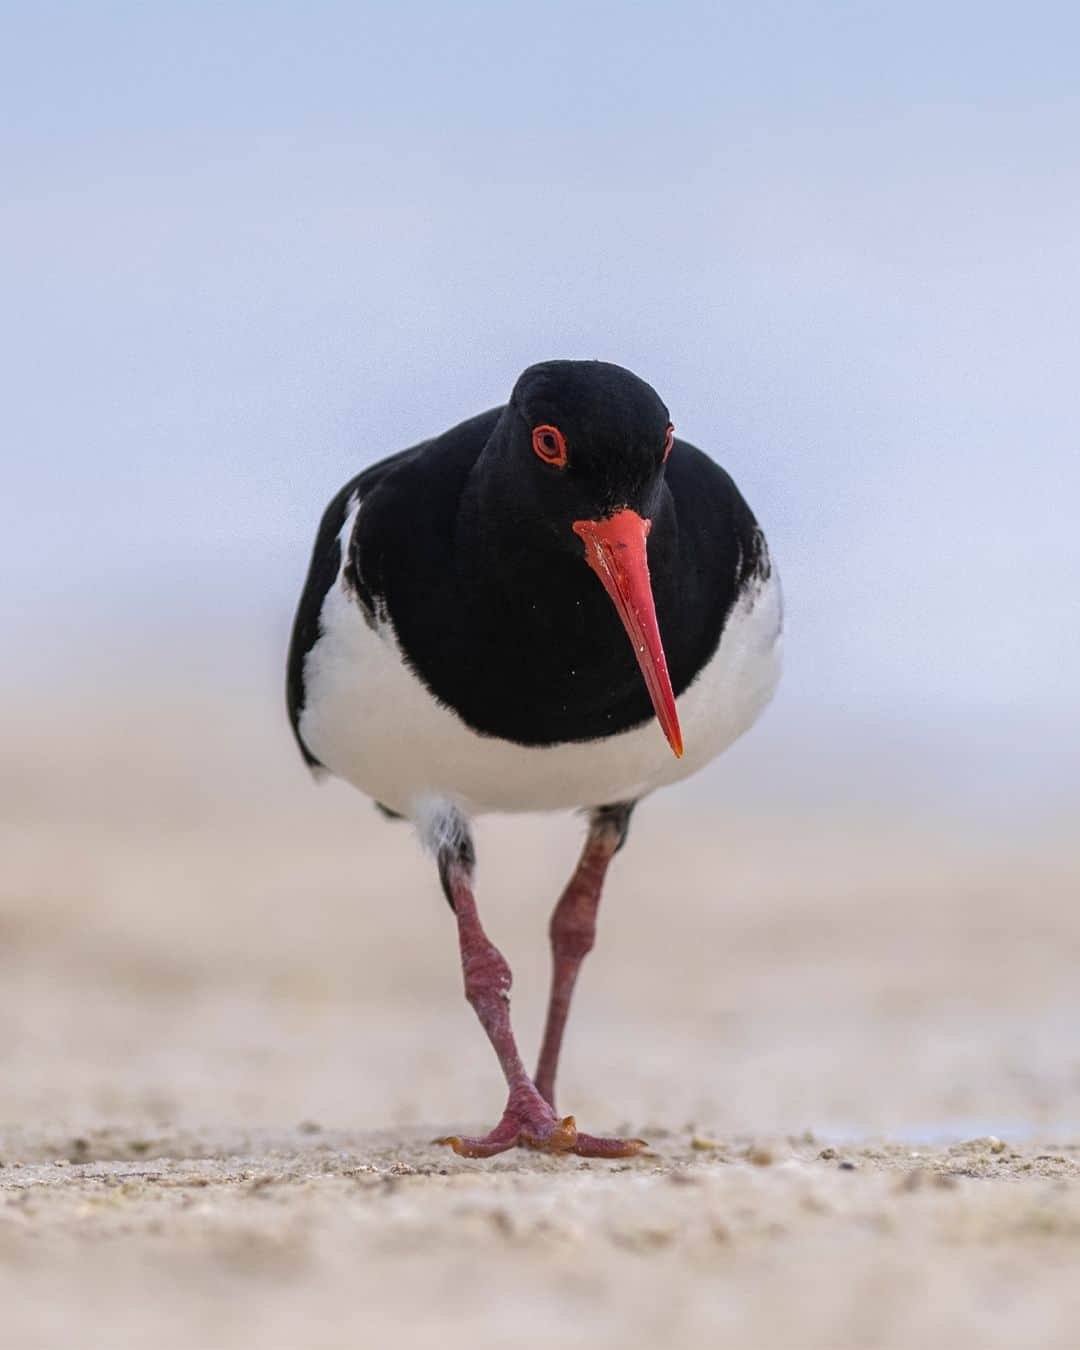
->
572;509;684;758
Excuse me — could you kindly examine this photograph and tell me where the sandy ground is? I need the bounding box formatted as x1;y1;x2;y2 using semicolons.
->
2;681;1079;1348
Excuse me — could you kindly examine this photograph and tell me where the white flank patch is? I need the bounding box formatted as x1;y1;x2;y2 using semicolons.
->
300;498;783;820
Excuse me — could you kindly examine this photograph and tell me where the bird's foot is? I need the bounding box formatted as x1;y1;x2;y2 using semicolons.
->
435;1087;647;1159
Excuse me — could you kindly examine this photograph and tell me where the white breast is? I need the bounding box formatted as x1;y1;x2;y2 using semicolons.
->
299;499;783;818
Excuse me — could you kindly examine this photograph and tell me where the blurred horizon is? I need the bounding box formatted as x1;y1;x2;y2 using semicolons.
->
3;0;1078;819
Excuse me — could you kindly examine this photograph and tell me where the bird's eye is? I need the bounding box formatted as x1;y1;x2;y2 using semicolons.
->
662;424;675;463
532;424;567;467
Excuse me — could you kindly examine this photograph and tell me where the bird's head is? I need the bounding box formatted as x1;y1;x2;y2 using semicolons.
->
482;359;683;758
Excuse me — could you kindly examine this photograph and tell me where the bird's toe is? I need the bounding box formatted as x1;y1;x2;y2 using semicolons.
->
434;1131;520;1158
571;1131;650;1158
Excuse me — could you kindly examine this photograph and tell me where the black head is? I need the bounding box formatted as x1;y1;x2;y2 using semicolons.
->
473;359;683;757
498;359;674;527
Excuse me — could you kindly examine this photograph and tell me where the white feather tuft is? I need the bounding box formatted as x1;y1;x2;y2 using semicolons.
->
412;796;473;863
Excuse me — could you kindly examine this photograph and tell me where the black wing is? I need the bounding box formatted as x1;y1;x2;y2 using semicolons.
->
285;446;418;769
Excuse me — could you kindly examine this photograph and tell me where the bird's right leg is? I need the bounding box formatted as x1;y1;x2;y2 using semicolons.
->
428;808;644;1160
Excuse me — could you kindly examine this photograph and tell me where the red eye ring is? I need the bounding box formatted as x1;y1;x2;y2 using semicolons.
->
662;424;675;463
532;424;567;467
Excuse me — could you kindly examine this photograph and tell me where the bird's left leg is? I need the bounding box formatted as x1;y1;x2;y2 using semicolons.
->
534;802;635;1111
429;806;644;1160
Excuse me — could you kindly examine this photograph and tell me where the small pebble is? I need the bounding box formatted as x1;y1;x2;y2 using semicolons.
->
747;1145;774;1167
488;1209;514;1237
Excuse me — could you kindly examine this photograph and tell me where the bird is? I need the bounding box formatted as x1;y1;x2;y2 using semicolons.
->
287;359;782;1158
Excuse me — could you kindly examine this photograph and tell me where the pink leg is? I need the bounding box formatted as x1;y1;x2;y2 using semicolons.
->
435;851;645;1160
535;807;629;1111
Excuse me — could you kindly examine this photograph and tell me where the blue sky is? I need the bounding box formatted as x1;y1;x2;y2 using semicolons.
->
3;1;1078;798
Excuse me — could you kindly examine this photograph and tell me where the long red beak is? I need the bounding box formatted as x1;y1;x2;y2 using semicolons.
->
572;509;684;758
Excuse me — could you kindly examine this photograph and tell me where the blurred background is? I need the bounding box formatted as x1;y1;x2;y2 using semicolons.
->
2;0;1078;1138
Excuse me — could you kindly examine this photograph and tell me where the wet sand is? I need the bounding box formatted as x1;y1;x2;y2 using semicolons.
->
2;685;1078;1348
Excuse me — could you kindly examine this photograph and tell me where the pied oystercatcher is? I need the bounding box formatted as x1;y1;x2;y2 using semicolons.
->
287;360;782;1157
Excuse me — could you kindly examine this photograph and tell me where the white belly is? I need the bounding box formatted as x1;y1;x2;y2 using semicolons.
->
299;513;782;818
